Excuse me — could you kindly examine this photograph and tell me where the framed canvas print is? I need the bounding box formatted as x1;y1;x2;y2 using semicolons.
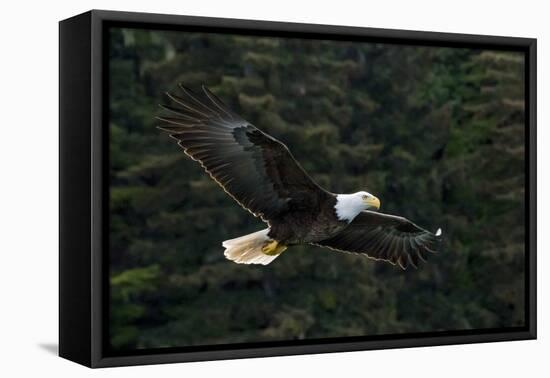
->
59;10;537;368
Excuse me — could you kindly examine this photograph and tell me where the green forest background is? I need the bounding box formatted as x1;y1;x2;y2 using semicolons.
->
108;27;526;351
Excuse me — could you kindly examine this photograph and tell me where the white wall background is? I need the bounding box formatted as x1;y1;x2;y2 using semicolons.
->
0;0;546;376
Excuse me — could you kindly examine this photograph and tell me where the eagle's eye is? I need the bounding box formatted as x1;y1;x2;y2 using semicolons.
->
362;195;368;199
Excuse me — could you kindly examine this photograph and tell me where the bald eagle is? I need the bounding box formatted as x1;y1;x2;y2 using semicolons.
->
157;85;442;269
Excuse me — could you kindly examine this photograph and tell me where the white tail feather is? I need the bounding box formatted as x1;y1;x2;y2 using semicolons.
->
222;228;283;265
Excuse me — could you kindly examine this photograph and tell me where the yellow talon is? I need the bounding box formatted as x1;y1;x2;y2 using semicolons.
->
261;240;287;256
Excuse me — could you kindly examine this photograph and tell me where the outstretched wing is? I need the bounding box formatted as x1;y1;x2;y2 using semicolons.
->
157;84;330;224
314;211;442;269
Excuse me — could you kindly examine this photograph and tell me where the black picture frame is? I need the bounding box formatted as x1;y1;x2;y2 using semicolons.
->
59;9;537;368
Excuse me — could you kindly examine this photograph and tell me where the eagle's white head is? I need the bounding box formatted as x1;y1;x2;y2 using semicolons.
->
334;191;381;223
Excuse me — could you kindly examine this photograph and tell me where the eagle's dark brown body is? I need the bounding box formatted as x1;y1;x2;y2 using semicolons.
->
267;193;348;245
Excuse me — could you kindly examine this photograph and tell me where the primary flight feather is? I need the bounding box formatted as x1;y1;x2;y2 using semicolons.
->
157;84;442;269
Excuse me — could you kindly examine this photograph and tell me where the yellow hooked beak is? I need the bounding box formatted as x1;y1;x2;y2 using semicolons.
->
363;196;381;210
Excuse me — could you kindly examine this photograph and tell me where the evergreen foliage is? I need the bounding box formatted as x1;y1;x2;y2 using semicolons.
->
108;28;526;350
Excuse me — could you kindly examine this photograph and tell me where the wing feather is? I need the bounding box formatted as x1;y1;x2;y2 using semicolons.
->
157;84;330;223
314;211;442;269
